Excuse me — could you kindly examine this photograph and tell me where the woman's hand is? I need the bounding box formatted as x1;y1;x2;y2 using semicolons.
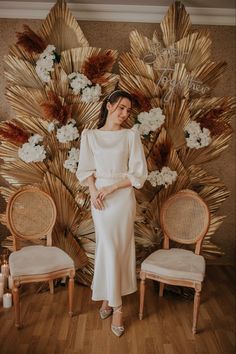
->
97;185;117;201
90;188;104;210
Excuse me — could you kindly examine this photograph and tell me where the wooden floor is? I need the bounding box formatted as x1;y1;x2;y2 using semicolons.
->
0;265;235;354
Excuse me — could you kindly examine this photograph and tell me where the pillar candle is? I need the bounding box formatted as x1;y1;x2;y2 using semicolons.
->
3;293;12;308
1;263;10;277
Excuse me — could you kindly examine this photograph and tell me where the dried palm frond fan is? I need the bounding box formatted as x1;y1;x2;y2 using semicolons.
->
0;0;119;285
118;1;235;265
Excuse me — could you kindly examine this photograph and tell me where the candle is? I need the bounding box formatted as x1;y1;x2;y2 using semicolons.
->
3;293;12;308
8;275;13;290
0;282;3;301
1;263;10;277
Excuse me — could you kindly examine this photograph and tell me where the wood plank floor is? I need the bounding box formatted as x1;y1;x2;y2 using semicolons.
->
0;265;235;354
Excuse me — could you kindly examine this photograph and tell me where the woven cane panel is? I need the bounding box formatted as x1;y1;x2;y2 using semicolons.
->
10;191;55;239
163;196;208;243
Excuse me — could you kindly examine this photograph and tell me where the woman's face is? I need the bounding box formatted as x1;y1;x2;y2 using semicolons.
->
107;97;132;126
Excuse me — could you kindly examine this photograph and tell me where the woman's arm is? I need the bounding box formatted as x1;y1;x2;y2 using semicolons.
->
87;175;104;210
97;178;132;201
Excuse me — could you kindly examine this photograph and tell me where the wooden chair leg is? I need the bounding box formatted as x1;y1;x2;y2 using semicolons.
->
139;273;146;320
12;285;21;329
49;280;54;294
159;282;165;297
68;275;74;317
192;286;201;334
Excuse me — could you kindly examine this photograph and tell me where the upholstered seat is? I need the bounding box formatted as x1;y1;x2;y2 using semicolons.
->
139;189;210;334
9;245;74;277
141;248;205;282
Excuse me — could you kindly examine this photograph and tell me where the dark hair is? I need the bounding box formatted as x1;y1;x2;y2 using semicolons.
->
97;90;133;129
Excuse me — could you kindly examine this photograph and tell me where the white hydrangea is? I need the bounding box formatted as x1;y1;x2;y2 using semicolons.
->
35;45;56;83
135;107;165;136
18;134;46;163
68;73;92;94
81;84;102;103
147;167;177;188
185;121;212;149
63;147;80;173
47;121;56;133
56;120;79;143
68;72;102;102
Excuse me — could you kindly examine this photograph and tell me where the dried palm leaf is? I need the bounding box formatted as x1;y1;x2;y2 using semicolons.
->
46;149;82;199
0;186;18;203
53;227;88;269
14;116;49;136
119;75;159;99
60;47;101;74
134;222;159;249
41;172;81;230
119;52;156;80
0;213;7;227
72;101;101;128
129;29;156;60
6;86;47;119
0;160;47;186
4;55;44;88
164;98;190;149
198;186;229;214
178;130;232;167
39;0;89;52
191;60;227;94
9;43;38;64
160;1;191;47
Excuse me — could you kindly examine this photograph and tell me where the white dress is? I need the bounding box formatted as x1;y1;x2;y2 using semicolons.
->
76;128;148;307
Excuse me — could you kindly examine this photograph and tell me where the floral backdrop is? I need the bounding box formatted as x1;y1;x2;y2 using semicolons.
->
0;0;235;285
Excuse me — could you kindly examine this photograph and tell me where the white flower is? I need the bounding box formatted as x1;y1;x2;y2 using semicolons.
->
68;73;92;94
81;84;101;103
47;121;56;133
18;134;46;163
147;167;177;188
68;72;102;102
63;147;80;173
56;121;79;143
28;134;43;145
35;44;57;83
136;107;165;136
185;121;212;149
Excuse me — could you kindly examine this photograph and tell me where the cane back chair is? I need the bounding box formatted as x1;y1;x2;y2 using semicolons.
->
6;186;75;328
139;189;210;334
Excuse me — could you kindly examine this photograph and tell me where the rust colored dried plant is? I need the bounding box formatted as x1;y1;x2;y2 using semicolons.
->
82;51;115;84
16;25;46;54
196;105;231;137
40;92;72;125
0;121;29;145
132;91;152;112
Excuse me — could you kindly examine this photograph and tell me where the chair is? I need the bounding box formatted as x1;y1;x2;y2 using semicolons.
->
6;186;75;328
139;189;210;334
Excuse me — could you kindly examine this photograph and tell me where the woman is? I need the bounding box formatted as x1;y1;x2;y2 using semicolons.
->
76;90;148;336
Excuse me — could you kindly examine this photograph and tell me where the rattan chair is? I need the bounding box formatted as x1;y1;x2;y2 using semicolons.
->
6;186;75;328
139;189;210;334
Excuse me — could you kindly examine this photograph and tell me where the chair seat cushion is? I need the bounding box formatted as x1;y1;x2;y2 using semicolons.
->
141;248;205;282
9;245;74;277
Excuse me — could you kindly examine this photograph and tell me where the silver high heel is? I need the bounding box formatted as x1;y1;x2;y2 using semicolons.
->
99;307;113;320
111;306;124;337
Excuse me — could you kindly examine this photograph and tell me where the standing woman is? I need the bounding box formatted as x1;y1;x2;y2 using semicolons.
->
76;90;148;337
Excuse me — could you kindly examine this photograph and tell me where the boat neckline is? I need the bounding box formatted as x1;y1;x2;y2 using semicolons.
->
95;128;128;132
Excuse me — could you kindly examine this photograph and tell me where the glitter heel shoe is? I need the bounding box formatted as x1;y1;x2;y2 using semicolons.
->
99;307;113;320
111;306;124;337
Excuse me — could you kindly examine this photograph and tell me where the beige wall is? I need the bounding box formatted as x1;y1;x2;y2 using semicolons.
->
0;19;235;264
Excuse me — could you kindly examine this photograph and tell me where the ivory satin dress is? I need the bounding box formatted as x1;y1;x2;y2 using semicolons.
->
76;128;148;307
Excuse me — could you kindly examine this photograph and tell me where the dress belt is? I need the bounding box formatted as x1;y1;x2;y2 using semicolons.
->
95;172;127;179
